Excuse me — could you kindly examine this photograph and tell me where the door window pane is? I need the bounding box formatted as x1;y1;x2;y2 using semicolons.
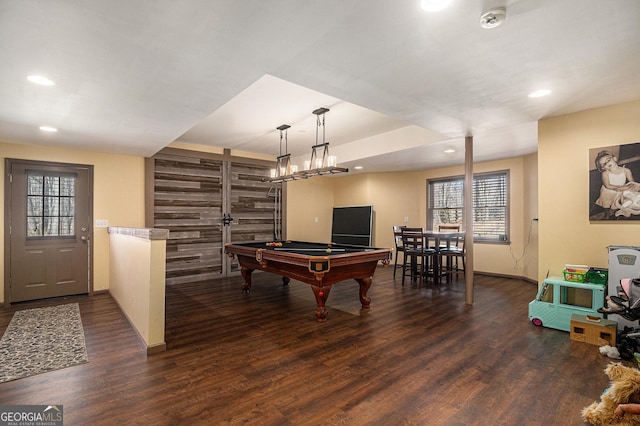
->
44;217;59;236
59;217;74;235
44;176;59;195
28;175;43;195
44;197;59;216
60;197;74;216
60;177;75;196
27;217;43;237
27;196;43;216
26;173;76;237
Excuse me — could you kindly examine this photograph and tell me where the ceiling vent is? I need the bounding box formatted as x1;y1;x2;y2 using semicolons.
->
480;7;506;29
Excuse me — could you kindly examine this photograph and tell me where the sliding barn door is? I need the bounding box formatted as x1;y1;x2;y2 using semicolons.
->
226;161;280;274
151;149;279;284
153;152;225;285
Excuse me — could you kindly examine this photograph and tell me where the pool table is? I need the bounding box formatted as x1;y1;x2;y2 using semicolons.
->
225;241;392;322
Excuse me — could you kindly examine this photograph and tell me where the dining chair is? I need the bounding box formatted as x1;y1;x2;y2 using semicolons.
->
392;225;406;277
400;228;424;285
439;232;466;282
400;228;437;286
433;224;462;253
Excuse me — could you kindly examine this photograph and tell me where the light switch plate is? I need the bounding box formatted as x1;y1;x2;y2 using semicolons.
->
95;219;109;228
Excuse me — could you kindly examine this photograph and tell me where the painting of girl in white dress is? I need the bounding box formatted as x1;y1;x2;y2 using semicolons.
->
590;142;640;220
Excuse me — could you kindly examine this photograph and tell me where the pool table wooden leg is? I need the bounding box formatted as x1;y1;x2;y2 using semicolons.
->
310;285;331;322
355;277;372;308
240;267;254;292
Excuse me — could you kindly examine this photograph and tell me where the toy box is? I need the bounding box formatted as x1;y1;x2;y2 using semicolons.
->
569;314;617;346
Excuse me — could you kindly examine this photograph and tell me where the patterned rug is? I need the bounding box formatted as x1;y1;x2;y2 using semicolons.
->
0;303;88;383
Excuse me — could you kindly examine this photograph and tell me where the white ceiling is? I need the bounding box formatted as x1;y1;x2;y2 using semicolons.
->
2;0;640;173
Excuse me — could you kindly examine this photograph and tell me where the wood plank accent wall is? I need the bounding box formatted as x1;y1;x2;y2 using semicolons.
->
153;152;224;285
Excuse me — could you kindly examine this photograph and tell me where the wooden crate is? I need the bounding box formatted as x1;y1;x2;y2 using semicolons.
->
570;314;617;346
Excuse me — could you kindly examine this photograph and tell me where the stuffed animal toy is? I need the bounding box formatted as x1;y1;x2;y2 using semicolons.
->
582;363;640;425
599;345;622;360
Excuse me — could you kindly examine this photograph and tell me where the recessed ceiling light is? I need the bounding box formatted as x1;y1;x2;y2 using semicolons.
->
444;148;456;154
420;0;451;12
354;166;363;170
528;89;551;98
27;75;55;86
39;126;58;132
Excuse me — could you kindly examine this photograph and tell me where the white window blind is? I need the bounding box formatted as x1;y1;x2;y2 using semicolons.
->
427;171;509;242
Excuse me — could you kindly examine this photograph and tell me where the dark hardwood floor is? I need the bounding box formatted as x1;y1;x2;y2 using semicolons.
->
0;266;622;425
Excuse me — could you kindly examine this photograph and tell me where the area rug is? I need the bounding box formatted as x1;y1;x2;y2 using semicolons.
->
0;303;88;383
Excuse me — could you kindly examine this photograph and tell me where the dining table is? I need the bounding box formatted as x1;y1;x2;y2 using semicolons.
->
426;230;465;283
402;230;465;284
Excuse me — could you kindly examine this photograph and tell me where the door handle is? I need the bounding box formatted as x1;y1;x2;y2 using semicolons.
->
81;236;88;241
223;213;234;226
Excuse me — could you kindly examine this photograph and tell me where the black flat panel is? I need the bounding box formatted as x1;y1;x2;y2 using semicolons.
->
331;205;372;246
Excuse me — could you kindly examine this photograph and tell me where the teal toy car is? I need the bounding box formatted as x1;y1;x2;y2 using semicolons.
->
529;277;607;332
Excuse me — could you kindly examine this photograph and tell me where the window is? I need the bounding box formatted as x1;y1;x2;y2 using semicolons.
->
27;173;76;237
427;170;509;242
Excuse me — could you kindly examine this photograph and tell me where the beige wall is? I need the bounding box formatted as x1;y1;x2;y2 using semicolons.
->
286;154;539;281
538;99;640;280
109;231;166;351
523;154;539;279
285;177;335;242
1;141;146;303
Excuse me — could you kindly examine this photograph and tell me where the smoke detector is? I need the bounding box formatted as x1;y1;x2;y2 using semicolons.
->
480;7;506;29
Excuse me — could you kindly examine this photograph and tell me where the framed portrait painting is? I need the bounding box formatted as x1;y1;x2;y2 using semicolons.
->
589;141;640;221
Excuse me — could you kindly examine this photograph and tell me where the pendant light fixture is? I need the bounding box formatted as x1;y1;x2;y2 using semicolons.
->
264;107;348;183
265;124;302;183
